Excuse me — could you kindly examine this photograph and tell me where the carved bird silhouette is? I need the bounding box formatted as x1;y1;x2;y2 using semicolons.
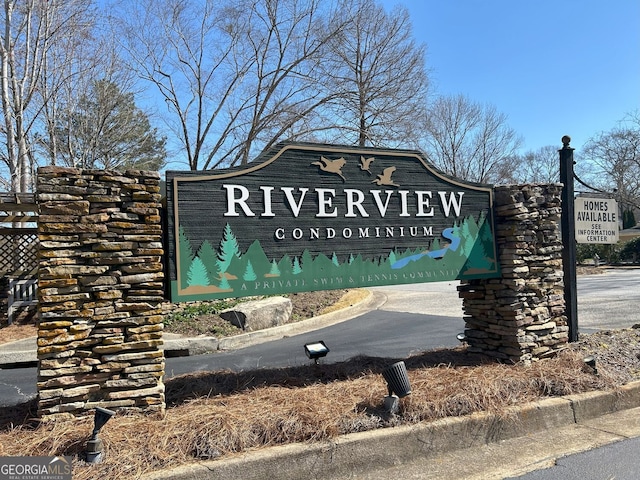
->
372;166;399;187
311;156;347;182
359;156;375;174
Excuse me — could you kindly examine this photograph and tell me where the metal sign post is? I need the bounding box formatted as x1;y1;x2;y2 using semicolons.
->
559;136;578;342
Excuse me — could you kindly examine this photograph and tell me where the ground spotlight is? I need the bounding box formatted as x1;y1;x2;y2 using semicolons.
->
456;332;466;343
85;407;116;464
584;355;597;374
304;341;329;364
381;361;412;413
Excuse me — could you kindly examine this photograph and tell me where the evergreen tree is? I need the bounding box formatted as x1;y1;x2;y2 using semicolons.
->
478;214;496;267
217;223;241;274
623;209;637;229
218;273;231;290
196;240;218;284
244;240;271;277
331;252;340;267
292;257;302;275
301;250;313;271
187;257;209;286
460;218;474;258
55;79;167;170
178;226;194;290
269;260;281;276
243;261;257;281
278;255;294;276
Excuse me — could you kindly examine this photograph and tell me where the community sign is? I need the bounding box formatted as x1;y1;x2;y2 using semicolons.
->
575;196;619;244
165;142;500;302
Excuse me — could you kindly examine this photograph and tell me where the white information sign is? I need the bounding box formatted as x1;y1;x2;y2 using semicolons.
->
574;197;619;244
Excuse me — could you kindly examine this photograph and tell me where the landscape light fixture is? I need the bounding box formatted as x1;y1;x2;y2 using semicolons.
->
381;361;412;414
584;355;597;374
456;332;466;343
304;341;329;364
85;407;116;464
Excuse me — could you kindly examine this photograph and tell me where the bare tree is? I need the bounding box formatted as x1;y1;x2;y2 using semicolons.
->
223;0;347;165
112;0;348;170
0;0;97;192
420;94;522;184
582;111;640;209
317;0;429;147
37;25;131;169
504;145;560;184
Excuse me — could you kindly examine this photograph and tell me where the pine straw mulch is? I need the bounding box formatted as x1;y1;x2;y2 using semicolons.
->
2;331;640;480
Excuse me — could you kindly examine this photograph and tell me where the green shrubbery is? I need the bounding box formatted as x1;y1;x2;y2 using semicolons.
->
620;237;640;263
576;238;640;265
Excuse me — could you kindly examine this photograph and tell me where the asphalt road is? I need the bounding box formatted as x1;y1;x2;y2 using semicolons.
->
507;435;640;480
576;268;640;331
165;278;467;376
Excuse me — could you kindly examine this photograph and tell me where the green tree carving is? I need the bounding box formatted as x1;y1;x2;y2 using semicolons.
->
178;225;194;289
196;239;218;284
245;240;271;277
460;218;474;258
278;255;293;276
292;256;302;275
187;257;209;287
243;261;257;281
301;250;313;270
269;260;280;276
331;252;340;267
219;273;231;290
476;212;496;267
217;223;241;274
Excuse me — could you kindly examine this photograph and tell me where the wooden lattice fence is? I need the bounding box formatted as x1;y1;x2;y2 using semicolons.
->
0;193;38;324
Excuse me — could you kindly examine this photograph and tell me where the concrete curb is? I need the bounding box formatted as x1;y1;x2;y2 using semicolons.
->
0;340;36;367
145;381;640;480
163;290;382;356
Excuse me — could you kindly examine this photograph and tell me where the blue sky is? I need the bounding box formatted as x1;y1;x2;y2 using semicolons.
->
380;0;640;154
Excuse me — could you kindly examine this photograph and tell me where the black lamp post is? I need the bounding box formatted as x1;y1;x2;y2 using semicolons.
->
559;135;578;342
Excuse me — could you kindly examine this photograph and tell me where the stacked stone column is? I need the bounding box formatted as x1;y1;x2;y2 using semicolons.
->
36;167;165;419
459;184;568;364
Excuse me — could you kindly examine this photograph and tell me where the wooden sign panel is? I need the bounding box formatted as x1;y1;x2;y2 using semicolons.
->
165;142;499;302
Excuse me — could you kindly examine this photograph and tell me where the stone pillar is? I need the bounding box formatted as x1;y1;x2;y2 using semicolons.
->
459;184;568;363
36;167;165;419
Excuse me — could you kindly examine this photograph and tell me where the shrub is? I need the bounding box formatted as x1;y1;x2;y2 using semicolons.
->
620;237;640;264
